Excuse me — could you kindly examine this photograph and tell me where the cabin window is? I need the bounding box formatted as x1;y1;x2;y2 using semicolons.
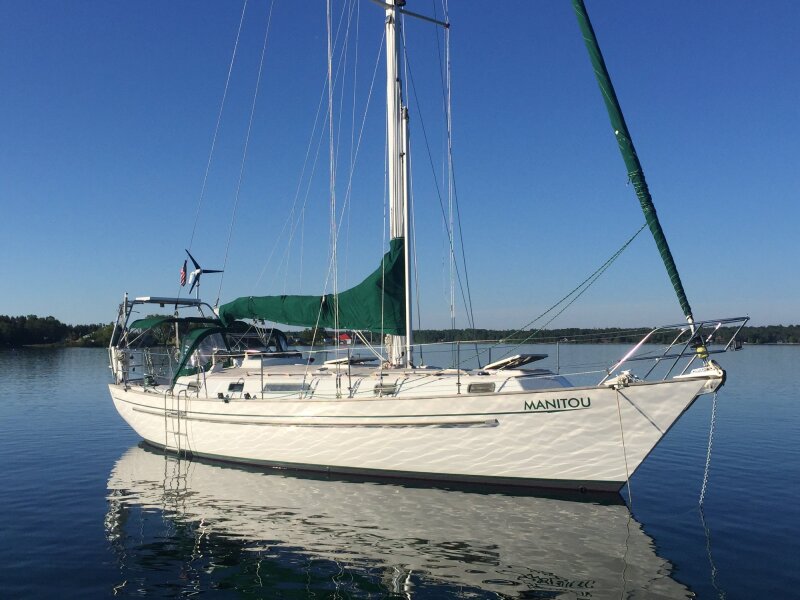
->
374;383;397;397
228;382;245;393
467;382;495;394
262;382;310;392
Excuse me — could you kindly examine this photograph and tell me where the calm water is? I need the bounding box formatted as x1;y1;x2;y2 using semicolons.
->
1;345;798;598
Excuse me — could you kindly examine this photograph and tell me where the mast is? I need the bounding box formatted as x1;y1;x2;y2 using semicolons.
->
401;106;413;364
385;1;413;367
374;0;447;366
571;0;695;325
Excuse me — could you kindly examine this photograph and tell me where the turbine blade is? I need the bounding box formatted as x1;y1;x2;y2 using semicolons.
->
185;249;201;270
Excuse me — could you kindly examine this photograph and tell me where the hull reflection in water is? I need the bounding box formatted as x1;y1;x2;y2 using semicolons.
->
106;445;691;598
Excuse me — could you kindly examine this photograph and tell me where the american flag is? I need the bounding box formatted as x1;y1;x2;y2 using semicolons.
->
180;260;187;286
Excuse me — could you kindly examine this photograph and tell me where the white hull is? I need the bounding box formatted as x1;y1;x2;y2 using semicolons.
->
109;372;720;492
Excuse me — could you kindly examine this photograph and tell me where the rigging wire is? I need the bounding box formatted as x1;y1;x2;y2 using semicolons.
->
287;1;348;296
296;32;387;376
439;3;481;363
328;0;364;353
326;0;339;351
400;13;425;365
492;223;648;359
425;223;647;370
446;147;478;330
215;0;275;306
175;0;248;305
445;57;455;334
330;0;359;304
379;128;389;367
401;46;474;331
187;0;249;253
314;9;385;350
345;0;361;287
334;0;359;214
410;176;424;364
431;0;476;334
301;1;381;363
334;17;384;255
396;5;478;365
431;1;451;337
251;0;354;294
443;2;457;336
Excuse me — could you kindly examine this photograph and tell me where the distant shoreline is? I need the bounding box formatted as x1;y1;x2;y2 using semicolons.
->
6;342;800;352
2;315;798;348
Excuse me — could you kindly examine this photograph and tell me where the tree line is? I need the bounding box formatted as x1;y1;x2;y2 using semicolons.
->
0;315;113;348
1;315;798;348
412;325;800;346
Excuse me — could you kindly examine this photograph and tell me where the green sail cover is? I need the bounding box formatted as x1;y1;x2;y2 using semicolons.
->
219;238;405;335
571;0;694;322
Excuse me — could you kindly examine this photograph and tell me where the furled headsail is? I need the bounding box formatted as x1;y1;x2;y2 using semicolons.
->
571;0;694;324
218;238;405;335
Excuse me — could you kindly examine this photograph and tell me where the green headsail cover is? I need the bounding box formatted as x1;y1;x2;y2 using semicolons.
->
571;0;694;323
218;238;405;335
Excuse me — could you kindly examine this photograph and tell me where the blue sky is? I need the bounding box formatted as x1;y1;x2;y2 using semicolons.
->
1;1;797;328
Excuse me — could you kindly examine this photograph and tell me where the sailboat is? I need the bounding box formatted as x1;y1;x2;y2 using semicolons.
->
107;1;747;493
